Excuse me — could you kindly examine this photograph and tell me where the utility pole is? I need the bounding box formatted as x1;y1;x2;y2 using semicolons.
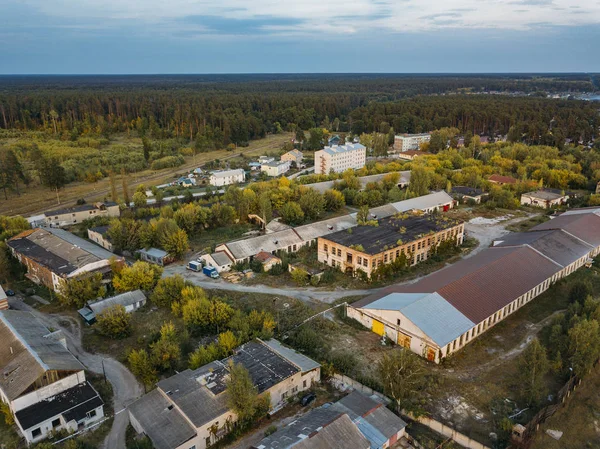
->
102;359;107;384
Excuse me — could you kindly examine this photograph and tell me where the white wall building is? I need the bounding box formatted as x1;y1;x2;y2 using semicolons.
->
209;169;246;187
44;202;120;228
314;143;366;175
261;160;291;177
393;133;431;153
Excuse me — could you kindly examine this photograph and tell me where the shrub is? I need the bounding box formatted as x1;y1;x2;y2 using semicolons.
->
96;305;132;339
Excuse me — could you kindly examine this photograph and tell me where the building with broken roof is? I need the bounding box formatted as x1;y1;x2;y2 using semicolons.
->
520;188;569;209
318;214;464;278
128;339;320;449
252;390;407;449
0;310;104;444
44;201;120;228
215;191;454;264
348;207;600;363
7;228;124;293
87;225;113;251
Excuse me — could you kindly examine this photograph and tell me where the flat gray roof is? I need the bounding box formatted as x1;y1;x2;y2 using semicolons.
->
87;290;146;315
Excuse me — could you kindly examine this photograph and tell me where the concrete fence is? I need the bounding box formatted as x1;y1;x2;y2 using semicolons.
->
330;374;491;449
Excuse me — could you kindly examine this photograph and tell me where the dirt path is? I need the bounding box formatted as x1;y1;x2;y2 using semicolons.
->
8;299;144;449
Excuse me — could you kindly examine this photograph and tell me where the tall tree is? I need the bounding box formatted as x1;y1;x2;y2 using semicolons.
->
517;339;550;406
121;168;130;206
226;362;259;423
377;349;428;414
109;171;119;203
39;157;66;204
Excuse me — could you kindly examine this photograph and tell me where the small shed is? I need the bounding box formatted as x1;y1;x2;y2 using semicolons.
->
77;307;97;324
89;290;147;315
200;251;234;273
288;263;324;281
254;251;282;272
137;248;172;266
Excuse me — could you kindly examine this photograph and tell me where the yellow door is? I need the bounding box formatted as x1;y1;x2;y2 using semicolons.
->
372;319;385;336
398;333;411;349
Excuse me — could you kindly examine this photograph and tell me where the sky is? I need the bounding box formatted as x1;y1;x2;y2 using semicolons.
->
1;0;600;74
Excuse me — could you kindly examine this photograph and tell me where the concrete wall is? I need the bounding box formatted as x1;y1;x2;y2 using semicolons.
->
87;229;113;251
12;371;86;412
45;205;120;228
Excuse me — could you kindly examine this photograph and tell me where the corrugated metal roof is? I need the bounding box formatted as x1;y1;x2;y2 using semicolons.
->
294;214;358;242
87;290;146;315
306;171;411;194
210;168;245;178
44;227;116;261
261;339;321;373
389;191;453;212
532;210;600;248
0;310;83;401
128;389;197;449
226;229;303;260
294;414;371;449
364;293;475;347
139;247;168;258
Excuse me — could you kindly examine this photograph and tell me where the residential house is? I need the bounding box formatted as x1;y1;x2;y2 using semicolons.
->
87;225;113;251
0;286;7;310
261;160;292;177
258;156;275;164
7;228;123;293
348;207;600;363
281;149;303;167
392;133;431;153
44;202;120;228
209;169;245;187
318;214;464;278
200;251;234;273
0;310;104;444
216;191;454;264
314;143;366;175
520;188;569;209
488;174;518;186
397;150;430;161
254;251;282;271
451;186;488;204
128;339;320;449
253;390;406;449
78;290;147;324
137;248;172;266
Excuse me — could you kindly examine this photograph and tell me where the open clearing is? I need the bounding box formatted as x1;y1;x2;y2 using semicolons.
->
0;132;292;217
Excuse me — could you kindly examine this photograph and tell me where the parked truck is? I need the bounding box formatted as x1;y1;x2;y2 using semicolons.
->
187;260;202;272
203;266;219;279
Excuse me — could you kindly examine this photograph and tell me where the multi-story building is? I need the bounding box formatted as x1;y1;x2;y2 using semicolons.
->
129;339;320;449
392;133;431;153
348;206;600;363
87;225;113;251
7;228;123;293
261;160;291;177
0;310;104;444
209;169;245;187
44;202;120;228
318;214;464;278
280;149;303;166
314;143;366;175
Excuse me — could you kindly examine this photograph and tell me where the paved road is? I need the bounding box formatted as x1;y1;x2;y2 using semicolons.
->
8;299;144;449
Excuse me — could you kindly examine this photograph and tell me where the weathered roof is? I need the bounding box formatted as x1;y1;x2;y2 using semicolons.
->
389;191;453;212
306;171;411;194
293;414;371;449
88;225;110;236
489;174;517;184
128;389;197;449
323;214;460;255
138;247;168;258
265;219;292;233
531;209;600;248
210;251;233;266
284;149;303;158
224;229;303;260
44;202;117;217
492;229;594;267
87;290;146;315
363;292;475;347
294;214;358;242
255;251;281;263
452;186;486;197
261;339;321;373
0;310;83;401
523;189;567;201
44;227;116;260
15;381;102;430
210;169;245;178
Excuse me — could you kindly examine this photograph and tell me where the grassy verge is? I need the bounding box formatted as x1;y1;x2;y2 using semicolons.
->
505;213;550;232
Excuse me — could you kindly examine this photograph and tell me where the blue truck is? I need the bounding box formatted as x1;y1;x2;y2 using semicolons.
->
202;266;219;279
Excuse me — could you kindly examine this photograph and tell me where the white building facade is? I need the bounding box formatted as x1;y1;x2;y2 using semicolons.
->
314;143;366;175
209;169;246;187
393;134;431;152
261;160;291;177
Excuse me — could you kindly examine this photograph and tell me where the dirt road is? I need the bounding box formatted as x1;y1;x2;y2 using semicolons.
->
8;299;143;449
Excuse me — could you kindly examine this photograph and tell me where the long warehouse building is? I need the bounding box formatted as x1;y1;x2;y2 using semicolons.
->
348;207;600;363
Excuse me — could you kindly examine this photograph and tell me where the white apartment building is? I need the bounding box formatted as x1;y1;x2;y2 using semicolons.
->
393;133;431;152
314;143;366;175
209;169;246;187
261;160;291;177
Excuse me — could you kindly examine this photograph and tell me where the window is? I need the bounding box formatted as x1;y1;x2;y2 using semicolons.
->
303;380;307;388
86;410;97;419
384;254;388;263
337;249;341;257
324;244;328;252
417;241;421;250
397;318;401;326
363;258;368;267
52;418;61;429
32;428;42;438
396;250;399;258
357;256;362;265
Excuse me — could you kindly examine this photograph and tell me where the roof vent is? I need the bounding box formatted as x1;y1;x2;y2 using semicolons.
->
327;225;333;230
167;405;174;411
273;240;279;245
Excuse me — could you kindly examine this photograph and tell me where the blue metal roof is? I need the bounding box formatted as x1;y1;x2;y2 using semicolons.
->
364;292;475;347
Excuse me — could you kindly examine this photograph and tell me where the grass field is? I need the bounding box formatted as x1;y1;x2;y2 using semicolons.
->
0;132;292;217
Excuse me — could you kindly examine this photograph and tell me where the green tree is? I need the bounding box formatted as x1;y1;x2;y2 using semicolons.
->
290;268;309;285
133;191;147;208
377;349;428;414
112;261;163;293
280;201;304;225
58;272;106;308
258;192;273;224
96;305;132;339
409;166;431;196
152;275;186;307
151;322;181;371
39;157;66;204
162;229;189;260
121;168;130;206
226;362;259;423
356;205;371;225
298;189;325;220
323;189;345;211
568;319;600;377
517;338;550;406
128;349;158;389
568;281;592;305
